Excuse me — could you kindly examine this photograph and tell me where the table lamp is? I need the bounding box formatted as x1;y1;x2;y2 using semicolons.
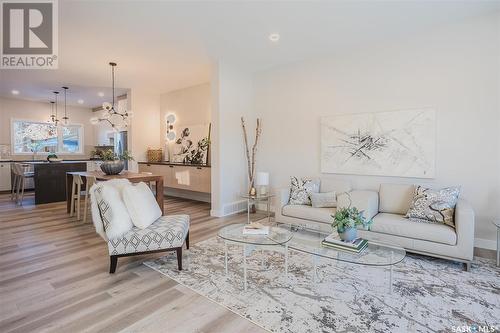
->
255;172;269;196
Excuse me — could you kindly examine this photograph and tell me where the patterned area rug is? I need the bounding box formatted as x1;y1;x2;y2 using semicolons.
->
144;237;499;333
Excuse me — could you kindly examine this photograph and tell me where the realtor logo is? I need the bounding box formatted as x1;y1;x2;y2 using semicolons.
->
1;0;58;69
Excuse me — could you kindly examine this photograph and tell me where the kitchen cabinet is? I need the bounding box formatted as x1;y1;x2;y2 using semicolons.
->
0;162;11;191
138;162;211;194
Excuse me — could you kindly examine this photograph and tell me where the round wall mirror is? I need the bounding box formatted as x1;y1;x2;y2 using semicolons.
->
166;114;176;123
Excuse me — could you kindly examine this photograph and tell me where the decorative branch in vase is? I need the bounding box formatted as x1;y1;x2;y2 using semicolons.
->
241;117;262;196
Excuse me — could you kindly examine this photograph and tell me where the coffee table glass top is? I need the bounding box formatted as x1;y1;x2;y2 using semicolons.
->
279;224;406;266
218;223;293;246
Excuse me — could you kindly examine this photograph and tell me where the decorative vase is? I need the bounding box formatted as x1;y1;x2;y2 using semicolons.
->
100;160;125;175
338;227;357;242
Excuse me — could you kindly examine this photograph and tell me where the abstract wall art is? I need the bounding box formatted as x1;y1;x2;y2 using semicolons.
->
321;109;436;178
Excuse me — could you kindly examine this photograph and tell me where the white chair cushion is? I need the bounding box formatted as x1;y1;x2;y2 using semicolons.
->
90;179;134;240
371;213;457;245
107;215;190;255
282;204;335;224
379;183;415;215
122;182;162;229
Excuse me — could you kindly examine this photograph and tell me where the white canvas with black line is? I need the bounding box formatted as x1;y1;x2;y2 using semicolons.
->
321;109;435;178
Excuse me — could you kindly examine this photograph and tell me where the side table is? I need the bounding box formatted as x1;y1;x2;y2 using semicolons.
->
241;193;275;224
493;219;500;266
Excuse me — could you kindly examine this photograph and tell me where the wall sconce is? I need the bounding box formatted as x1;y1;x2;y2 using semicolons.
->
166;113;176;141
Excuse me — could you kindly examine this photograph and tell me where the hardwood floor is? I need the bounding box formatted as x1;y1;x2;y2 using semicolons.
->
0;192;266;333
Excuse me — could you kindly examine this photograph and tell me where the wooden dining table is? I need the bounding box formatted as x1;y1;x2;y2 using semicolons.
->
66;171;164;215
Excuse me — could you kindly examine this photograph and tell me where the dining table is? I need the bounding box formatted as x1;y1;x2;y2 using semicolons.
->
66;171;165;215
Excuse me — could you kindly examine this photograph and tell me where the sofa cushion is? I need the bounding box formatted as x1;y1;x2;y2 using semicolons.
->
289;177;320;205
311;192;336;208
379;183;415;215
282;204;335;224
107;214;190;255
371;213;456;245
320;178;351;195
406;186;461;228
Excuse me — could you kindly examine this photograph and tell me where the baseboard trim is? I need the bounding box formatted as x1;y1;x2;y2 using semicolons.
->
210;200;247;217
474;238;497;250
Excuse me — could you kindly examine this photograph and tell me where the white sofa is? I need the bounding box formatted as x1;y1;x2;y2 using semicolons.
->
276;179;475;270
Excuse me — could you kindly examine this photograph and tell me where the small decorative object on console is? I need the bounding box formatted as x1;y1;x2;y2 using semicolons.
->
147;148;163;163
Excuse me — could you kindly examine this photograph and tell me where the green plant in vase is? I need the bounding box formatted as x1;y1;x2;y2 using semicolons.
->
99;149;134;175
332;205;372;242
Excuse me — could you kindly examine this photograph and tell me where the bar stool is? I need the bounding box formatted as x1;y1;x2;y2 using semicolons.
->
83;175;96;223
71;174;97;222
70;175;84;220
12;163;34;205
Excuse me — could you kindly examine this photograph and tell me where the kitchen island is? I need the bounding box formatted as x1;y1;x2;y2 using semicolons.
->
28;161;87;204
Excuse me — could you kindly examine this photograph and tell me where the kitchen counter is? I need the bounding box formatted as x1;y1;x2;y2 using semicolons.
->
138;161;211;168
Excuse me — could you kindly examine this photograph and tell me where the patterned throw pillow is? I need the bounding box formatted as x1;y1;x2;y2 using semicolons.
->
289;177;320;205
405;186;461;228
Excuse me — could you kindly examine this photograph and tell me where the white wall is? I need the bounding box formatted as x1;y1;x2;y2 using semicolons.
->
128;89;161;171
253;13;500;247
0;97;96;158
211;61;255;216
160;83;211;161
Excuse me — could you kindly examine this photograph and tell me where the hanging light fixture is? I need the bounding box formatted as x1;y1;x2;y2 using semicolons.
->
90;62;132;131
48;100;56;123
61;86;69;124
51;91;60;125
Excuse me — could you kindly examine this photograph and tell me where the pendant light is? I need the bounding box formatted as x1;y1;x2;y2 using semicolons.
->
52;91;60;125
90;62;132;131
61;86;69;124
49;100;56;123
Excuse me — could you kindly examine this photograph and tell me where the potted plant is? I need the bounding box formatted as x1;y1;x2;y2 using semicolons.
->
99;149;134;175
332;206;372;242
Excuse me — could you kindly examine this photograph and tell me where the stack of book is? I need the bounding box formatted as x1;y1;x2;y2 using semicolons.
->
321;234;368;253
242;222;270;235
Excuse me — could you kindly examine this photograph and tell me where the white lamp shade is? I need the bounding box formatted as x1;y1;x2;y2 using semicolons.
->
255;172;269;186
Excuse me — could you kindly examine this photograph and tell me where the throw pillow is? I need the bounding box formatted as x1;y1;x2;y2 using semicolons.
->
90;179;134;240
289;177;320;205
122;182;162;229
311;191;336;208
405;185;461;227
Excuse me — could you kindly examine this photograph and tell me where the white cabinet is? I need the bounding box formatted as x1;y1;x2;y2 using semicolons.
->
0;162;12;191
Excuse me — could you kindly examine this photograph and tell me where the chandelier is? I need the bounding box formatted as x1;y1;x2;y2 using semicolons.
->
90;62;132;131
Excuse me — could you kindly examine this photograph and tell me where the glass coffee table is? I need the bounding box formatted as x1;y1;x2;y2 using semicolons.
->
281;224;406;293
218;222;406;292
218;223;293;291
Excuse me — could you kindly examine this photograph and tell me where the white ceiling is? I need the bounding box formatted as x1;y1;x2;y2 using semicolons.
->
1;0;498;106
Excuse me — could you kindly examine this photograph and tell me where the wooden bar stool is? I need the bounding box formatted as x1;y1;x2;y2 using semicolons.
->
83;175;97;223
12;163;34;205
70;174;84;220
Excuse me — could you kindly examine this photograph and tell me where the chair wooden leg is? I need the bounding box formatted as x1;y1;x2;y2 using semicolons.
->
20;177;26;205
83;189;89;223
109;256;118;273
16;176;21;204
186;231;190;250
70;184;75;217
76;183;81;220
176;247;183;271
11;176;17;201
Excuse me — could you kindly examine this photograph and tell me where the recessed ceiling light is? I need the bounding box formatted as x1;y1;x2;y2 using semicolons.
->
11;89;20;95
268;33;280;42
97;92;104;97
77;99;84;104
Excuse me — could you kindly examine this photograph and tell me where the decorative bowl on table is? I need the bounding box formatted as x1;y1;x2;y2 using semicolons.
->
100;160;124;175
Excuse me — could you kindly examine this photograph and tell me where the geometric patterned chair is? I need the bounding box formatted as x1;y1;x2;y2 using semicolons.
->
90;182;190;273
107;215;190;273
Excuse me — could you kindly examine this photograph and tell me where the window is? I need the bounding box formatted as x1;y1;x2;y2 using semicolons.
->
12;120;84;154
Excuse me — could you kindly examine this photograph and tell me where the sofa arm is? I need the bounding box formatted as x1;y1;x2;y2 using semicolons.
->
277;187;291;208
454;199;475;261
337;190;379;221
